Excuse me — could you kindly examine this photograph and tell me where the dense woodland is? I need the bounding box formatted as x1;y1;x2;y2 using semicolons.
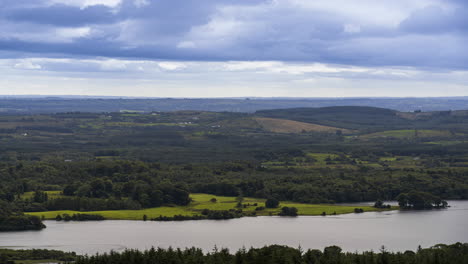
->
73;243;468;264
0;200;44;231
1;106;468;229
0;248;76;263
2;243;467;264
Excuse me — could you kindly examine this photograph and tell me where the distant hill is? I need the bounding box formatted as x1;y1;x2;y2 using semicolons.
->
256;106;408;130
255;106;468;132
1;97;468;114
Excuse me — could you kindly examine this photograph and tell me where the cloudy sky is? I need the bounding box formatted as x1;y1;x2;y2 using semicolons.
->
1;0;467;97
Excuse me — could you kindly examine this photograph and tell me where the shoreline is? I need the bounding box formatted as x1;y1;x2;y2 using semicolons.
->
26;206;395;221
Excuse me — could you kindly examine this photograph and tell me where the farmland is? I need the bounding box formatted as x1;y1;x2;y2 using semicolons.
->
1;106;467;231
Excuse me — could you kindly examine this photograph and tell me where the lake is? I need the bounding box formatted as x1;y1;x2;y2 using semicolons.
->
1;201;467;255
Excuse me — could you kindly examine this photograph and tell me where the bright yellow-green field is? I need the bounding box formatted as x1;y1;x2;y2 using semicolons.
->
21;191;64;200
26;193;393;220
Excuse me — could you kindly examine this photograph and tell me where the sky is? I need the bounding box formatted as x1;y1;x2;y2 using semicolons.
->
0;0;467;97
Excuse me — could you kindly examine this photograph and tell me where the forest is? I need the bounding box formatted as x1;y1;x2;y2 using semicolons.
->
0;200;44;231
0;106;467;229
1;243;467;264
73;243;468;264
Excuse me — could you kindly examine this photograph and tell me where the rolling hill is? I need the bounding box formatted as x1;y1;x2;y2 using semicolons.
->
255;106;468;132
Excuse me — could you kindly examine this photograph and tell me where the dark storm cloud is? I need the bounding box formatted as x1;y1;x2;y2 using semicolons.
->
3;4;117;27
0;0;467;70
399;5;468;34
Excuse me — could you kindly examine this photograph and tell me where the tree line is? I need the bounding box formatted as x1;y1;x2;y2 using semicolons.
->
0;200;45;231
70;243;468;264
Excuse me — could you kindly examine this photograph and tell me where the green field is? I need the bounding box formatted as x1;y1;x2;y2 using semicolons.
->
361;129;458;139
21;191;64;200
26;193;392;220
425;140;465;145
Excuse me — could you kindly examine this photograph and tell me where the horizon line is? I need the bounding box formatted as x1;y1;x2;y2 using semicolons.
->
1;95;468;100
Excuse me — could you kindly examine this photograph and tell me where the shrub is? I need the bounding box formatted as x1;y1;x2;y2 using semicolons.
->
265;198;279;208
354;208;364;213
279;207;298;216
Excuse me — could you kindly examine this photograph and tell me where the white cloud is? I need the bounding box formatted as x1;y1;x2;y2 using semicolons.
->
177;41;196;49
2;57;467;98
158;62;187;71
5;57;463;82
344;24;361;33
97;59;128;71
183;18;250;49
223;61;282;71
2;0;464;71
287;0;444;26
0;20;92;43
55;27;91;39
13;60;42;70
223;61;368;75
47;0;122;8
133;0;149;8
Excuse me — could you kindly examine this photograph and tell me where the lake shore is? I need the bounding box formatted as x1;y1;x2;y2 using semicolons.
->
25;193;395;221
4;201;468;255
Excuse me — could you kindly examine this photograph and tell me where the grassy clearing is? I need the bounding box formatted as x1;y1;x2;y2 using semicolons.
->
425;140;465;145
26;193;392;220
307;153;340;165
379;157;397;162
20;191;63;200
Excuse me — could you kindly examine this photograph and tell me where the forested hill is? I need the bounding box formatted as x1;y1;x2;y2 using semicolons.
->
256;106;468;131
1;106;468;163
1;97;468;114
1;105;468;222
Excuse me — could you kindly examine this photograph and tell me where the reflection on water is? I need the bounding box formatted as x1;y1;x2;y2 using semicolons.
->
1;201;467;255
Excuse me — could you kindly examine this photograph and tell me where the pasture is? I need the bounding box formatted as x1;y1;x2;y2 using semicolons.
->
26;193;390;220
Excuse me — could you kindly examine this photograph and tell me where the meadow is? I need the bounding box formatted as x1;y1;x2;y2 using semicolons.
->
26;193;389;220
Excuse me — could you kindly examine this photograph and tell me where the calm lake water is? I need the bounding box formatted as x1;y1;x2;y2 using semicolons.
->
1;201;467;255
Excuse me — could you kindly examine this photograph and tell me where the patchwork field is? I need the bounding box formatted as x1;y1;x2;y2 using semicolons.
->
261;152;439;170
26;193;390;220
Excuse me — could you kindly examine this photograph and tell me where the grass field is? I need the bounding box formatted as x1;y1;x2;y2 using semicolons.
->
425;140;465;145
20;191;64;200
26;193;393;220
